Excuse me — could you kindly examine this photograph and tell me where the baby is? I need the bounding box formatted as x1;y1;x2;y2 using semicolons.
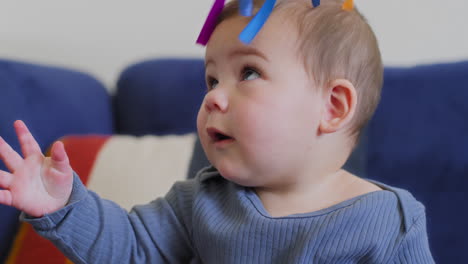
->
0;0;434;263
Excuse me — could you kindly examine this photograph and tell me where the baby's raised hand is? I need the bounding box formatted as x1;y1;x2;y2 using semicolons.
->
0;120;73;217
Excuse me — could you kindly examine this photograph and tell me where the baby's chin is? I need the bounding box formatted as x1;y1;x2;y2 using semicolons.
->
215;165;259;187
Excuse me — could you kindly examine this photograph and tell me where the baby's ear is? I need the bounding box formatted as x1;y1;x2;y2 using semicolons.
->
319;79;357;134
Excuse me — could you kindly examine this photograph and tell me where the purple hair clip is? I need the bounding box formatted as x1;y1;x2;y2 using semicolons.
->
196;0;226;46
196;0;277;46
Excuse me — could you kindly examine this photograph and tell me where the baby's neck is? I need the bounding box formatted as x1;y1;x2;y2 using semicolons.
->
254;169;381;218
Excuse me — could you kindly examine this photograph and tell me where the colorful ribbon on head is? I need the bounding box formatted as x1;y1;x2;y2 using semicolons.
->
312;0;354;10
238;0;276;44
239;0;253;16
196;0;276;46
196;0;226;46
342;0;354;11
196;0;353;46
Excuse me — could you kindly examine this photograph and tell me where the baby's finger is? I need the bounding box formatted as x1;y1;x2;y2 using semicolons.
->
14;120;42;158
0;170;13;189
0;190;12;207
0;136;24;172
50;141;71;173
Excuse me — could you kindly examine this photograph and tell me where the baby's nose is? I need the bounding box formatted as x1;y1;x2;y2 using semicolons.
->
204;89;229;113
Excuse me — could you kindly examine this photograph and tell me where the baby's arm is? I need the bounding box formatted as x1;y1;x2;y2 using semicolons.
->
24;183;195;263
1;121;194;263
0;120;73;217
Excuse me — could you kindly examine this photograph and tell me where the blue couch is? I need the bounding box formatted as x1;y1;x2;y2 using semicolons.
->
1;58;467;263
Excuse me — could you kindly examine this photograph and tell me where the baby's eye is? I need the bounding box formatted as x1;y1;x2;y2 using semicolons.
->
206;77;219;91
241;67;260;81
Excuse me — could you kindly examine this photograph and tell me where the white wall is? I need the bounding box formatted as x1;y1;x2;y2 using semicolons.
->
1;0;467;91
360;0;468;65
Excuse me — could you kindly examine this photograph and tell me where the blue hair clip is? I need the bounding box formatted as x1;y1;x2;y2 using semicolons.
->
239;0;276;44
312;0;320;7
239;0;253;16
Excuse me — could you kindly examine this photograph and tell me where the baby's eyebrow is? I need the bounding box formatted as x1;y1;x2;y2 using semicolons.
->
228;47;269;62
205;46;269;68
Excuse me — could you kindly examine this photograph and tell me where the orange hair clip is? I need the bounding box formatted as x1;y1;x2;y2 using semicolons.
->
342;0;354;11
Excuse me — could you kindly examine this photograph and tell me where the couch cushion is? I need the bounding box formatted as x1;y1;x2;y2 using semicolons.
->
367;61;468;262
0;59;114;262
115;58;206;136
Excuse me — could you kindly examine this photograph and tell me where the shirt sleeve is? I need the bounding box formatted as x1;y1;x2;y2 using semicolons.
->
389;214;435;264
21;173;197;264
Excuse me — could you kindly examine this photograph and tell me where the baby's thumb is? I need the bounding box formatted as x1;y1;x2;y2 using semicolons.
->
50;141;71;173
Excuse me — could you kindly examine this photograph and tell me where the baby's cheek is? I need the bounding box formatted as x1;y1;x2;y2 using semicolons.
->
241;116;279;151
196;107;206;133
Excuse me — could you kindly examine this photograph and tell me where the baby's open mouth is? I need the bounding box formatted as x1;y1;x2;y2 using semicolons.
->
207;128;234;142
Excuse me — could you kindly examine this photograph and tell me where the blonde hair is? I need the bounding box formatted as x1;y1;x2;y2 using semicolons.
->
217;0;383;140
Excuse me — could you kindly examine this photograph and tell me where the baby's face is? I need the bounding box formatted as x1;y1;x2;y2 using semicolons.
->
197;12;325;188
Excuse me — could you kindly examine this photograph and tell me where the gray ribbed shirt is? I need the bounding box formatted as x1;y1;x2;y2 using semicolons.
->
24;166;434;263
